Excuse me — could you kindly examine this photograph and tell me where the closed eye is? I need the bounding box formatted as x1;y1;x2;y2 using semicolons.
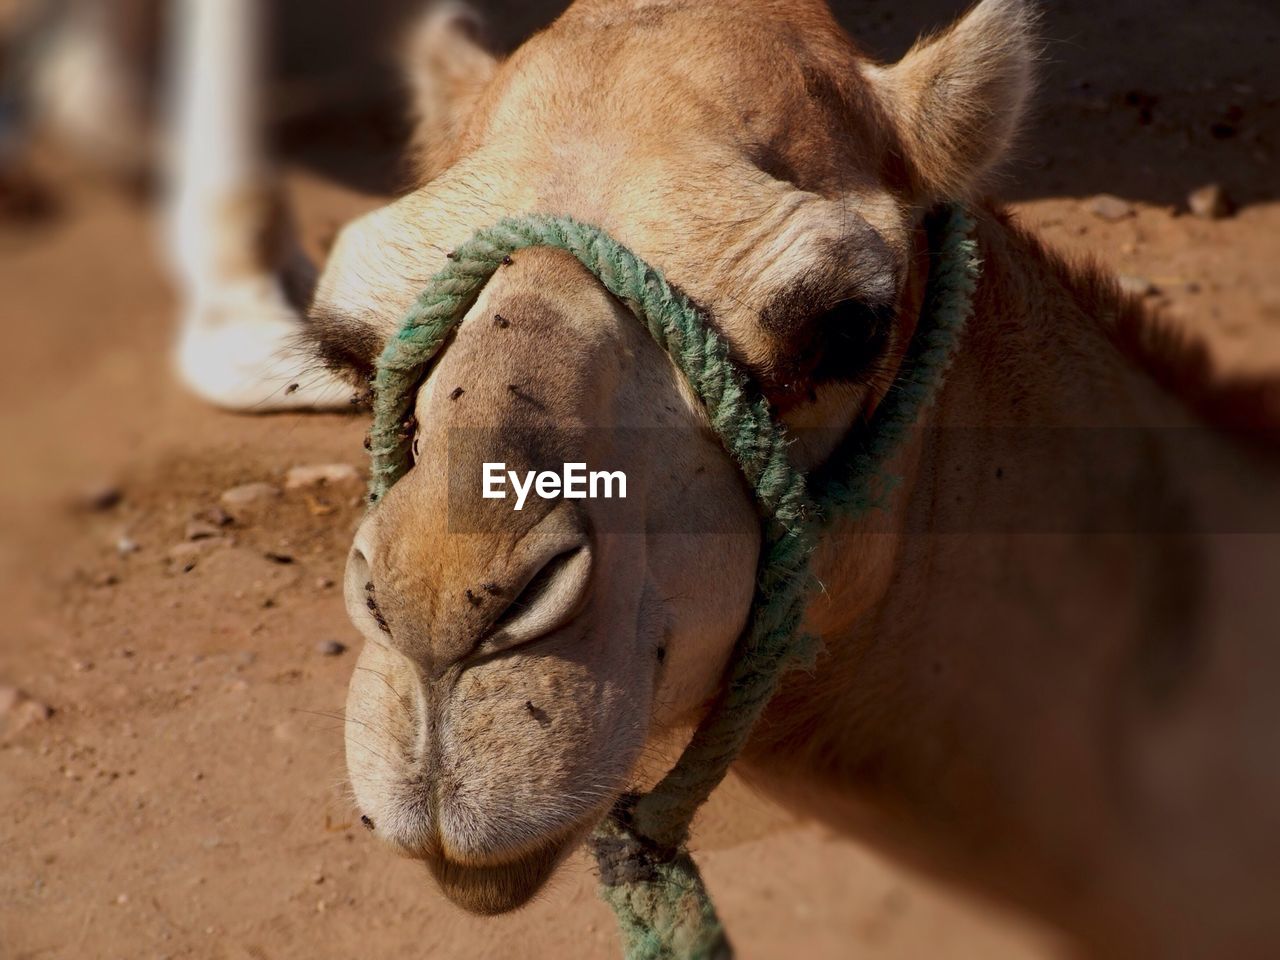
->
755;223;901;397
808;296;895;383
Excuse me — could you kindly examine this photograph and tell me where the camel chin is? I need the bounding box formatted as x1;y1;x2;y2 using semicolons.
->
175;277;354;412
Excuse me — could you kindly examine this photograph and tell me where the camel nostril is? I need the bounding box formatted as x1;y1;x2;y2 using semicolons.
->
349;546;370;581
345;546;390;637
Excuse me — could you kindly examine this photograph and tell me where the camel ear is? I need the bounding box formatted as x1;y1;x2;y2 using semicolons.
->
874;0;1036;199
404;2;499;181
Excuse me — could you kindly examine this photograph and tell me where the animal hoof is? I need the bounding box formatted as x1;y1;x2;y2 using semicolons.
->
176;277;354;412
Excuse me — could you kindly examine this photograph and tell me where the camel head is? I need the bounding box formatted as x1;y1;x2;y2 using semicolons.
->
308;0;1034;915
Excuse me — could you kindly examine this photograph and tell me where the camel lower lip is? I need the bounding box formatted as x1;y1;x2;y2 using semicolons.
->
425;839;571;915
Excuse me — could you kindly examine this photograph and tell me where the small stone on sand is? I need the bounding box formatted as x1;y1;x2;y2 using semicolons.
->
285;464;362;490
78;484;123;512
1117;275;1156;297
1187;183;1234;220
185;521;222;542
193;506;235;528
0;685;54;735
1087;194;1134;222
220;482;282;508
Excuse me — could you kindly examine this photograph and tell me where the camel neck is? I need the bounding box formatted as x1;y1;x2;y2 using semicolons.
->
744;208;1280;952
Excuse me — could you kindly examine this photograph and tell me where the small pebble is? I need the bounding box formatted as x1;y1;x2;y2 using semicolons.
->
115;537;140;556
1187;183;1234;220
168;540;227;565
185;521;222;542
1117;275;1156;297
193;505;235;528
316;640;348;657
284;464;361;490
1086;194;1134;222
0;686;54;737
78;484;123;512
0;684;27;715
220;482;281;508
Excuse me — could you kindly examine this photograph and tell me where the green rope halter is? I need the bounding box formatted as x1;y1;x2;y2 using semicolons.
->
367;205;980;960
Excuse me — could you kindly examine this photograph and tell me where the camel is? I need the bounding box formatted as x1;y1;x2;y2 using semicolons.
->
301;0;1280;956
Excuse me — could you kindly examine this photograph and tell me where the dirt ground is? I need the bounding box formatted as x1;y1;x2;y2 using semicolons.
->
1;2;1277;959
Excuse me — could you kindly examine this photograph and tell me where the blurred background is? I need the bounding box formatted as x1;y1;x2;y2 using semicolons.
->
0;1;1276;957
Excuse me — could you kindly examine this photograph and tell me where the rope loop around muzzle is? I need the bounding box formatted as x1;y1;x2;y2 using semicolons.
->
368;206;980;960
371;214;809;532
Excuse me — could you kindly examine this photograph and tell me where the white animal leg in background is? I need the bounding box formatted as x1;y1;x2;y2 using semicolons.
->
164;0;351;411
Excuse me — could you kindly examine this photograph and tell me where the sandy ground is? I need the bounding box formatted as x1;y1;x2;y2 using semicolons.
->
1;2;1278;959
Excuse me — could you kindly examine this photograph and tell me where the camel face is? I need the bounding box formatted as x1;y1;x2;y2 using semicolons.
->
315;0;1034;914
341;247;761;914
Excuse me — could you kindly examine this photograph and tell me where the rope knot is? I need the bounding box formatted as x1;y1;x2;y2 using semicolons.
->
591;809;731;960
